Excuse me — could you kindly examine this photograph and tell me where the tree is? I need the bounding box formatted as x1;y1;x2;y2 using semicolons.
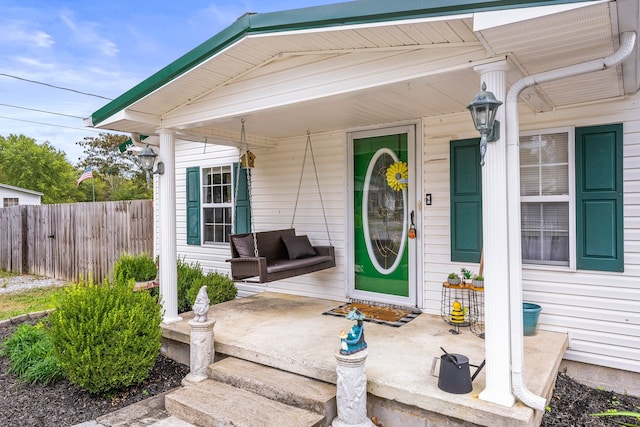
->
0;134;81;204
76;133;152;200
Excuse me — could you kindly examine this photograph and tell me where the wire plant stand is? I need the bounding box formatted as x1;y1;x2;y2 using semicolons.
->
469;286;484;338
440;282;471;334
441;282;484;337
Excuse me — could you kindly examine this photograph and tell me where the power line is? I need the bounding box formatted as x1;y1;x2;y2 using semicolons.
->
0;73;113;100
0;115;104;133
0;103;85;119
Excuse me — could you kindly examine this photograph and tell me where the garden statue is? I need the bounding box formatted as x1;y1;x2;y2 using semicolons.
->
339;308;367;355
450;301;465;324
449;300;468;334
184;285;215;386
192;286;210;322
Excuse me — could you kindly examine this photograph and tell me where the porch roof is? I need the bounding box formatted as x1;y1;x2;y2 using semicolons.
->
87;0;640;145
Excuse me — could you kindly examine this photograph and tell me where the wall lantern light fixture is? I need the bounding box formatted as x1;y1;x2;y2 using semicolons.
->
138;144;164;187
466;82;503;166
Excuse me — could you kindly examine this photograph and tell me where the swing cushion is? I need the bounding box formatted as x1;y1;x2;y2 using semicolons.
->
282;235;317;260
234;234;256;258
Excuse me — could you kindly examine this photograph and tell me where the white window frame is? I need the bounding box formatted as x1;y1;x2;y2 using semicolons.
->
201;165;233;245
519;126;576;270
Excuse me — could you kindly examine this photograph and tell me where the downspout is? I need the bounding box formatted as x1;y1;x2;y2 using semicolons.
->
506;31;636;410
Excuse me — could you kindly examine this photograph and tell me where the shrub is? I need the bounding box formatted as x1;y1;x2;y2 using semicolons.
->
186;271;237;308
112;253;157;285
48;279;162;395
0;323;64;385
177;258;203;313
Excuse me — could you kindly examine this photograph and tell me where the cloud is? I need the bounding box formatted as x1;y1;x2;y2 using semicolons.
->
59;10;119;57
0;20;54;48
12;56;56;69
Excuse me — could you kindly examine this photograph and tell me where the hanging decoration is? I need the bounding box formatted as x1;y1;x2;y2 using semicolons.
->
240;150;256;168
386;161;408;191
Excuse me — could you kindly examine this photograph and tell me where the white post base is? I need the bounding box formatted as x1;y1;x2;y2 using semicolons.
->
182;318;216;386
332;350;375;427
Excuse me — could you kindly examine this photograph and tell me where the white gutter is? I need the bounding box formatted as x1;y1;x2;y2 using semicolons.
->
506;31;636;410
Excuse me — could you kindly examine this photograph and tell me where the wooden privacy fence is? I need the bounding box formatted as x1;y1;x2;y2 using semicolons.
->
0;200;153;283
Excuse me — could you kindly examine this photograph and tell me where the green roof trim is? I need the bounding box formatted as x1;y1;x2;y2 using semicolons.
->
90;0;590;127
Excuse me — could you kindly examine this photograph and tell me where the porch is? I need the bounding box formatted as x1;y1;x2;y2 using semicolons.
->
161;292;568;427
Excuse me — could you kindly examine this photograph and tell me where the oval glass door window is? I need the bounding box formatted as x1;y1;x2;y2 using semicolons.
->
362;148;407;274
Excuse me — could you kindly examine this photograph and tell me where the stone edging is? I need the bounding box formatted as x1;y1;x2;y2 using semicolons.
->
0;309;55;328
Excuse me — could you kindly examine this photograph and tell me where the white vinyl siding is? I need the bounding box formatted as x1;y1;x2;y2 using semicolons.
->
424;92;640;374
172;132;346;302
166;91;640;374
171;142;240;274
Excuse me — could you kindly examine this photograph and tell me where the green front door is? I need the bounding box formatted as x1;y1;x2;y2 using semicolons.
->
353;132;411;298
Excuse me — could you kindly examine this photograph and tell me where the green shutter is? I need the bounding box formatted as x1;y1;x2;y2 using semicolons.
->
233;163;251;234
450;138;483;262
186;167;201;245
575;124;623;272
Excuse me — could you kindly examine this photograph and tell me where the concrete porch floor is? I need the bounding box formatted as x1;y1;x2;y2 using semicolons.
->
161;292;568;427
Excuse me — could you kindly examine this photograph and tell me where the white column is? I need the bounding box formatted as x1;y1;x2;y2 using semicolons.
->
474;61;516;407
158;128;181;324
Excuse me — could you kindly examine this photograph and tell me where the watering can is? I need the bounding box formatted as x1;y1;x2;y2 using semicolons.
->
430;347;485;394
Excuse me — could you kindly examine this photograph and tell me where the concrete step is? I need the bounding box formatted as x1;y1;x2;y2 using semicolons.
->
208;357;336;423
165;379;325;427
150;415;197;426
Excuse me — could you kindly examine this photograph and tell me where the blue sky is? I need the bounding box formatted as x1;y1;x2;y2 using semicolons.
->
0;0;343;164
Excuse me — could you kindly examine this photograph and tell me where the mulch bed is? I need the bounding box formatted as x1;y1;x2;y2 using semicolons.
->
0;319;188;427
541;371;640;426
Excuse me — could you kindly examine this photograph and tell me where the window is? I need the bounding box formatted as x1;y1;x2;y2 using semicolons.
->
519;125;623;271
519;129;573;267
3;198;19;207
449;123;622;272
202;166;232;243
185;163;250;246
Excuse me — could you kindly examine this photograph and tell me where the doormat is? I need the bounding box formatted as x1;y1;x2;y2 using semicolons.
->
323;301;421;327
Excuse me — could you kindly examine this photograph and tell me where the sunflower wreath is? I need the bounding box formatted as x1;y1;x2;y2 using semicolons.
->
386;161;408;191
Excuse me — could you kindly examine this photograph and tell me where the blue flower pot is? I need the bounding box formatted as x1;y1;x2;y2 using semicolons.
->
523;303;542;336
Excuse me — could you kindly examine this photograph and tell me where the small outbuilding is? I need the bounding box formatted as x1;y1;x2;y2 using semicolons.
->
0;183;43;207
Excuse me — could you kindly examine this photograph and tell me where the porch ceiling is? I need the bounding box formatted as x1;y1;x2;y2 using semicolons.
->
94;1;638;145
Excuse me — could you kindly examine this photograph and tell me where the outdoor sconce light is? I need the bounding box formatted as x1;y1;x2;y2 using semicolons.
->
467;82;503;166
138;144;164;187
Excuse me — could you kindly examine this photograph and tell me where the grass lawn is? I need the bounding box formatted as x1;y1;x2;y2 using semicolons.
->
0;270;16;279
0;285;62;321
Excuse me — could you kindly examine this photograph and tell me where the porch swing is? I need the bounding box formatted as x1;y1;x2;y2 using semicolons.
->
226;126;336;283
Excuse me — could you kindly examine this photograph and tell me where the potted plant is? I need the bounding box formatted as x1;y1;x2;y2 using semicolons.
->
112;253;158;291
472;274;484;288
460;268;473;283
447;272;461;285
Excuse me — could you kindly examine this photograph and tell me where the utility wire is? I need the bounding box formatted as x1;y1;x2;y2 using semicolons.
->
0;115;104;133
0;103;85;119
0;72;113;100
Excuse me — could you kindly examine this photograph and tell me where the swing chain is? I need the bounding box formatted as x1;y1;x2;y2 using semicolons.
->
234;119;259;258
291;131;332;246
